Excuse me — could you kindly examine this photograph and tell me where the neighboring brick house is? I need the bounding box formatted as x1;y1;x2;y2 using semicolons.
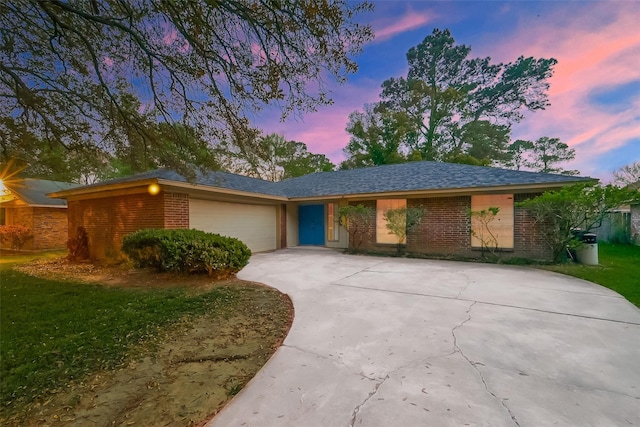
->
0;178;79;250
49;162;592;261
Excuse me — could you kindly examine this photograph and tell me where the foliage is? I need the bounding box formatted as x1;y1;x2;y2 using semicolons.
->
383;206;424;254
453;121;511;166
0;265;241;413
516;183;640;262
343;28;556;167
612;161;640;187
341;104;414;168
538;243;640;307
517;136;578;175
67;226;89;261
338;204;375;249
0;225;32;251
218;133;334;181
504;139;534;171
1;1;373;180
121;229;251;277
469;207;500;258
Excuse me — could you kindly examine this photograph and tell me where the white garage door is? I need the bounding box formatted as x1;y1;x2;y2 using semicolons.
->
189;199;277;252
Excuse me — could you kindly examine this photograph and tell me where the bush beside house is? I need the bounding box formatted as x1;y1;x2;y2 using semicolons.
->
122;229;251;277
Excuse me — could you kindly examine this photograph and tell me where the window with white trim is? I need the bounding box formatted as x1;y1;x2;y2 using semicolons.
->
471;194;514;249
376;199;406;244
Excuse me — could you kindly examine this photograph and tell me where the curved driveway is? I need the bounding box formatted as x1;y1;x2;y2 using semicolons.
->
208;248;640;426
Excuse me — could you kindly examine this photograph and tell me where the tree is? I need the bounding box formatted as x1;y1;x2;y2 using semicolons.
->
504;139;534;171
338;204;374;250
1;1;373;178
456;121;511;165
346;28;556;164
517;183;640;262
469;207;500;259
524;137;578;175
341;104;415;169
218;133;334;181
383;206;424;255
612;161;640;186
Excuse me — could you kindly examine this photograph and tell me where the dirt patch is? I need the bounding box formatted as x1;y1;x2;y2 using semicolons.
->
5;258;293;427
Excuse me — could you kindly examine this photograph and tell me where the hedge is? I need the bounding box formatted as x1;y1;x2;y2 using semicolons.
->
121;229;251;277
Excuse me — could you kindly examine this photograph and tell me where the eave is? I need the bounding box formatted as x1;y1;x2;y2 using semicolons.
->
286;179;596;202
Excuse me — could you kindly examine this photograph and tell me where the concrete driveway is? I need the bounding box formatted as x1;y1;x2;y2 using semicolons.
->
207;248;640;427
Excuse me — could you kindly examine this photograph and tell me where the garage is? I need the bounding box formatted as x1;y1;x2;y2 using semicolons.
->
189;199;277;253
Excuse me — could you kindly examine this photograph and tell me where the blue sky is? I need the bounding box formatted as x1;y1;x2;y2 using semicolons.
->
256;0;640;181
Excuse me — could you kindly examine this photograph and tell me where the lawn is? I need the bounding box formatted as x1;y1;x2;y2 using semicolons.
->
0;267;240;413
538;243;640;307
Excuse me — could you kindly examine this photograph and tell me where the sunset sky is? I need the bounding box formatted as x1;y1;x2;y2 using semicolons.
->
256;0;639;181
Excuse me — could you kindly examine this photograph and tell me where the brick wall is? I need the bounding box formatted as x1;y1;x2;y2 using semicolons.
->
279;204;287;249
347;194;554;261
68;191;189;259
0;206;68;250
406;196;473;257
164;192;189;228
32;208;68;250
513;193;551;261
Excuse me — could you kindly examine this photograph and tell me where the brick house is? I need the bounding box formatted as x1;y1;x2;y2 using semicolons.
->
49;162;592;261
0;178;79;250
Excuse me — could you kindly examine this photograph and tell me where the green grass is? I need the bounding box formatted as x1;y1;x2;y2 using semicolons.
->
0;261;239;413
538;243;640;307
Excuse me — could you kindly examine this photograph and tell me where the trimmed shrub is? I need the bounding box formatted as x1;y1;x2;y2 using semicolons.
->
121;229;251;277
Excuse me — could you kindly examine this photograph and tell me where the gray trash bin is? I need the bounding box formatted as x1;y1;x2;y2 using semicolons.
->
576;233;598;265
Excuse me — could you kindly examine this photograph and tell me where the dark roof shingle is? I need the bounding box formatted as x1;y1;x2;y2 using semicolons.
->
275;161;592;198
6;178;80;206
50;161;593;199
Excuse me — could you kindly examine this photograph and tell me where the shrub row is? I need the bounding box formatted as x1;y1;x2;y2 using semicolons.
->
121;229;251;277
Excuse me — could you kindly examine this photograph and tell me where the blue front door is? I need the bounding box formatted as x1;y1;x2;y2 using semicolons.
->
299;204;325;245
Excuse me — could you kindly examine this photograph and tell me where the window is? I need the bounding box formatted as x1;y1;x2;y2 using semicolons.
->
471;194;514;249
327;203;340;241
376;199;406;244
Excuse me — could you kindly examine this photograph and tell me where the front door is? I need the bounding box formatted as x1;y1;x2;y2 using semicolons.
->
298;204;325;245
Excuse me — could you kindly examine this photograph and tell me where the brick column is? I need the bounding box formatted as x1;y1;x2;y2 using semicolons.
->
163;192;189;229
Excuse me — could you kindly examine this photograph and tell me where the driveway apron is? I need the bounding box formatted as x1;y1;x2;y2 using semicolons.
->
206;248;640;427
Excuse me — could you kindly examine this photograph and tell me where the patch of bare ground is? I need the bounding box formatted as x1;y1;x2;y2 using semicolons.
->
6;257;293;427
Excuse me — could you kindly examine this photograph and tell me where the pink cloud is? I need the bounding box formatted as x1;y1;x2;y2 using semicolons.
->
258;2;639;180
482;2;640;180
373;9;434;43
257;80;381;163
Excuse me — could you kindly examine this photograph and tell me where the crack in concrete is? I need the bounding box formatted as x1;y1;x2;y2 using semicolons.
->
349;375;389;427
331;283;640;326
329;260;390;286
455;271;473;299
485;364;640;401
452;301;521;427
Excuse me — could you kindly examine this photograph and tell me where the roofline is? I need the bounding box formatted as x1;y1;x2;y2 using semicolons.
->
48;178;160;199
286;180;594;201
0;190;67;208
48;173;595;202
157;179;288;201
48;178;288;202
26;204;68;208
